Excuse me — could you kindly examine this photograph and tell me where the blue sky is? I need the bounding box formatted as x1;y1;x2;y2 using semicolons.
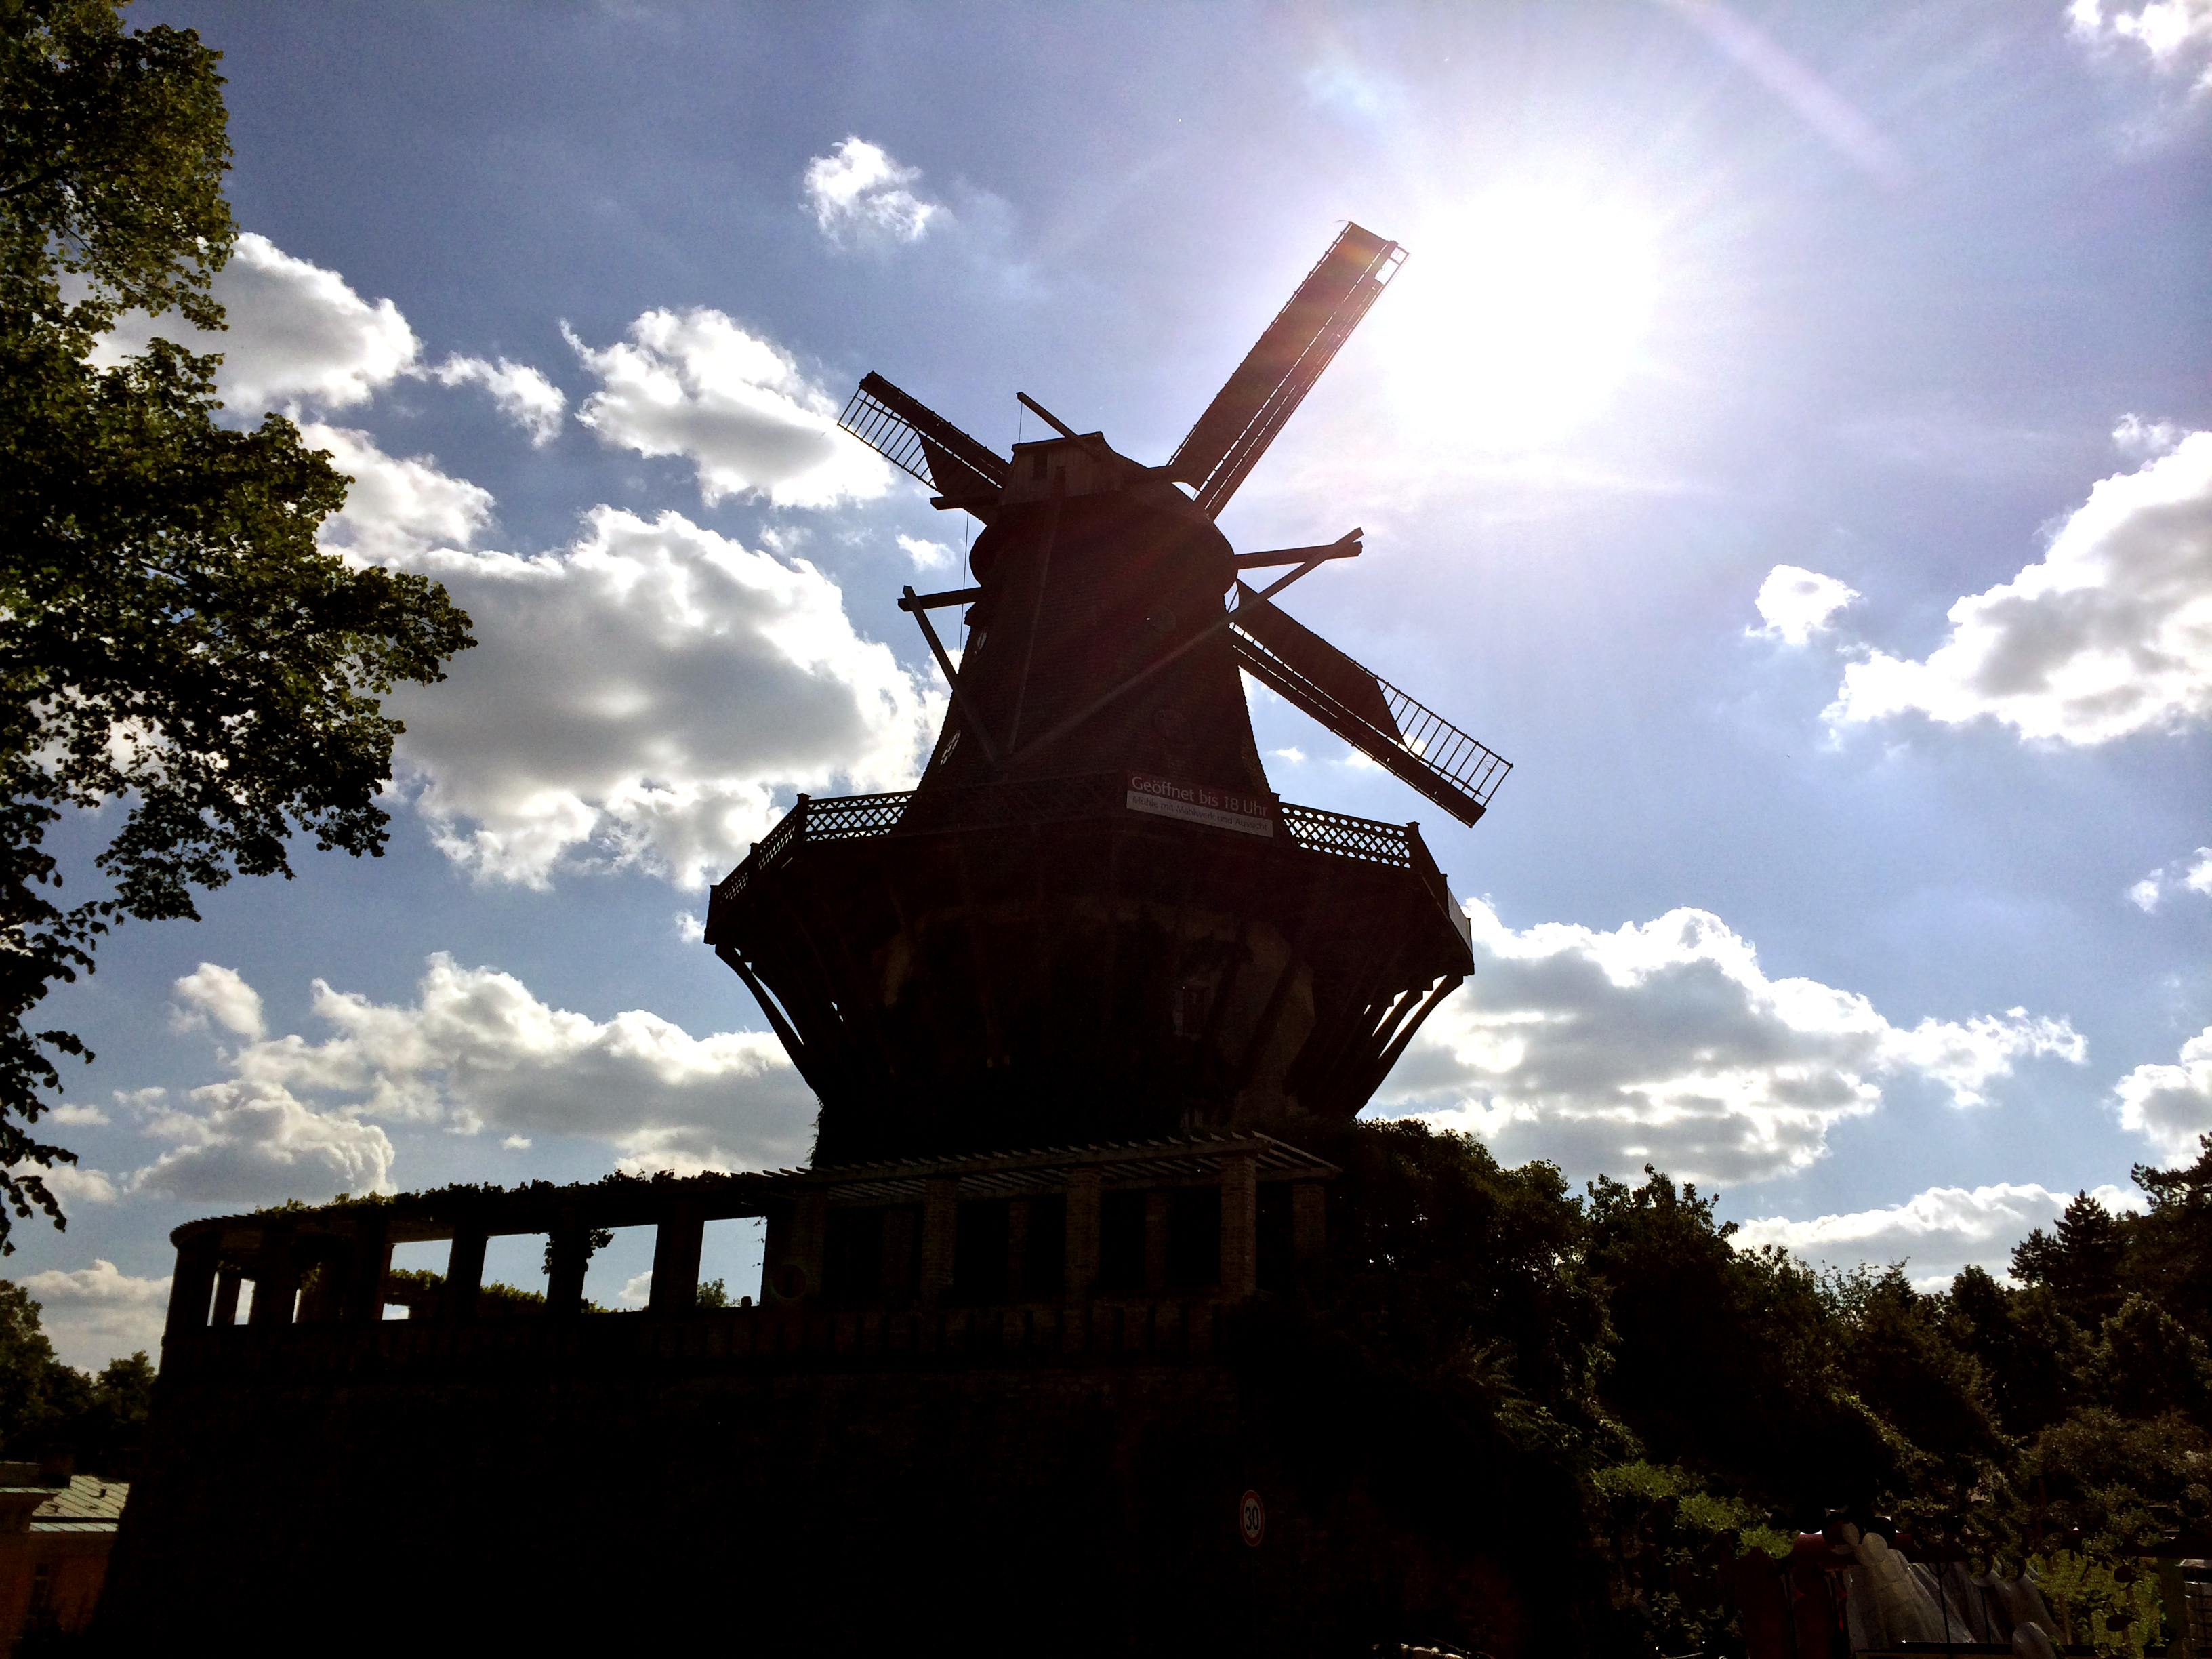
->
18;0;2212;1366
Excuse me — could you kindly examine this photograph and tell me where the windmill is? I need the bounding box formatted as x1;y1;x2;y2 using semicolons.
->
704;224;1511;1163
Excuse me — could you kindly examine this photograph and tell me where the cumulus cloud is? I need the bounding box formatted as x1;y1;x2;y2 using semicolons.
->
95;232;419;413
14;1261;169;1370
169;962;266;1040
133;1086;396;1204
1734;1180;2142;1279
1374;901;2085;1186
2114;1025;2212;1162
803;136;945;245
2127;846;2212;911
380;505;937;888
430;354;566;445
2070;0;2212;91
898;534;955;572
8;1164;119;1208
1830;430;2212;743
138;956;812;1197
567;308;890;509
1751;564;1860;645
300;422;495;564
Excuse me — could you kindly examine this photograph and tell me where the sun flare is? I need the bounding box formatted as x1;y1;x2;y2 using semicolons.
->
1376;187;1659;450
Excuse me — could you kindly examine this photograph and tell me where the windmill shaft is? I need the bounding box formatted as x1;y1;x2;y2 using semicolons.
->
1169;224;1404;518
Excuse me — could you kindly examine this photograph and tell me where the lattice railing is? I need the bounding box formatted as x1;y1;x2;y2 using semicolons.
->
1278;804;1412;868
715;778;1444;905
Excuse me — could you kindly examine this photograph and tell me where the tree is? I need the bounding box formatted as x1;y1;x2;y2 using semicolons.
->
2011;1191;2129;1327
0;0;473;1245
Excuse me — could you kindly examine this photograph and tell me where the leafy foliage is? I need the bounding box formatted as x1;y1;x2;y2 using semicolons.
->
1250;1122;2212;1655
0;1278;150;1472
0;0;472;1246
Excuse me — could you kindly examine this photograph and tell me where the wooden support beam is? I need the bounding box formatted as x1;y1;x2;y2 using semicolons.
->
1230;531;1361;571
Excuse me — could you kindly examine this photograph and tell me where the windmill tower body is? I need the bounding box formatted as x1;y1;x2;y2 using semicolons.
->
704;226;1509;1164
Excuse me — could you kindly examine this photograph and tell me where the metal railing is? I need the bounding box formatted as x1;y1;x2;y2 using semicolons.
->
717;776;1451;909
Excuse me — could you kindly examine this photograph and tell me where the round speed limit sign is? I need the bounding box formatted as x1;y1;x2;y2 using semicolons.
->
1238;1490;1265;1547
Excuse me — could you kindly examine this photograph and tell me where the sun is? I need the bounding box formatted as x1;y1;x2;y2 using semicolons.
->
1374;186;1660;451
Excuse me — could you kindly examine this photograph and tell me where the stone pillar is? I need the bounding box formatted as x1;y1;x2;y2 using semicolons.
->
545;1212;589;1316
919;1178;958;1305
1220;1155;1257;1301
1006;1198;1029;1300
164;1234;220;1343
1143;1189;1170;1296
340;1213;393;1325
247;1226;298;1327
1292;1181;1327;1290
648;1202;705;1316
767;1193;826;1303
1064;1169;1101;1300
443;1223;487;1322
881;1206;915;1298
210;1267;243;1327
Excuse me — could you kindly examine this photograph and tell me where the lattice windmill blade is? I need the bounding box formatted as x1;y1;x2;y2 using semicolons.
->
1167;224;1406;520
838;371;1010;508
1229;582;1510;827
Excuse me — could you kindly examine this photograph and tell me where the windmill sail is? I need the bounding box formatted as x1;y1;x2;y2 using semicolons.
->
1168;224;1406;519
1230;583;1510;827
839;371;1009;505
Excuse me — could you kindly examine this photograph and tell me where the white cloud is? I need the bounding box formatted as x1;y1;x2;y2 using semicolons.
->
9;1164;119;1206
14;1261;169;1370
431;354;566;445
673;911;707;945
138;956;813;1196
2114;1024;2212;1162
169;962;266;1040
2127;846;2212;911
501;1135;532;1151
1751;564;1860;645
380;504;937;889
898;534;954;572
300;422;495;563
1374;901;2085;1186
619;1269;653;1308
1734;1180;2143;1278
803;136;945;245
1271;746;1307;764
567;308;890;509
95;232;419;413
2070;0;2212;91
1830;430;2212;744
49;1104;108;1127
133;1086;396;1204
2115;411;2188;458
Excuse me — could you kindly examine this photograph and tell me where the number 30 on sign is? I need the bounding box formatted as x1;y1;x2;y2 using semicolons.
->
1239;1490;1265;1547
